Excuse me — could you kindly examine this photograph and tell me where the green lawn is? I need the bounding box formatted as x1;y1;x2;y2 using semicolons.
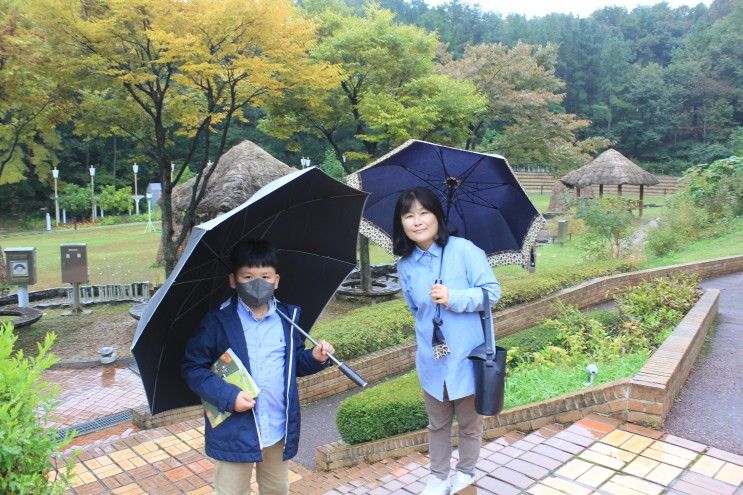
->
1;224;163;289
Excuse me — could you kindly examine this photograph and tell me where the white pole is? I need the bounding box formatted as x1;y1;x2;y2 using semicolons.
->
45;212;52;231
17;285;29;308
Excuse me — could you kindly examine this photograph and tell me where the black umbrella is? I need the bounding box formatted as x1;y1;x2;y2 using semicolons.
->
347;140;545;358
347;139;545;267
132;167;369;415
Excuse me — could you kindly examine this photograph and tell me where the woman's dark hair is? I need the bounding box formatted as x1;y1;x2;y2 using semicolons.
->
230;238;278;273
392;187;449;257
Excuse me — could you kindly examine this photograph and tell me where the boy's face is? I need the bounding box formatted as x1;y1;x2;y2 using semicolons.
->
228;265;280;291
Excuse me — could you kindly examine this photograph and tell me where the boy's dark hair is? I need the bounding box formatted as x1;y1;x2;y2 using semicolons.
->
229;238;279;273
392;187;449;257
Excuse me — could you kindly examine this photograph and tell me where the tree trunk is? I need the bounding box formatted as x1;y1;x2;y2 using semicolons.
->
358;234;372;292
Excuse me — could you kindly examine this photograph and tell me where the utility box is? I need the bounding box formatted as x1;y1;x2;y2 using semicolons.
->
4;247;37;285
61;244;89;284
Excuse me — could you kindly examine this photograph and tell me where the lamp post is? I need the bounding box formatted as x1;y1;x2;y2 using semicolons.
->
144;192;157;233
89;166;96;222
52;167;60;226
132;163;140;215
170;162;175;182
300;156;311;169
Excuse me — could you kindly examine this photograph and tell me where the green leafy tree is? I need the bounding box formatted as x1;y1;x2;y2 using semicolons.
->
262;4;482;170
97;185;133;215
33;0;338;274
0;323;73;494
574;197;637;259
319;148;345;181
57;183;90;220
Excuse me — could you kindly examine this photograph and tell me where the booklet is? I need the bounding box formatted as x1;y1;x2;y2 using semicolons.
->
203;348;260;428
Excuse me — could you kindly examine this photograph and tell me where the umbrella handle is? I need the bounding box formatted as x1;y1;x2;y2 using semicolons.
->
276;308;368;388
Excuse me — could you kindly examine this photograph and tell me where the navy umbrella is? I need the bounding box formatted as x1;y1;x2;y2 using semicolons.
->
132;167;368;415
347;139;545;267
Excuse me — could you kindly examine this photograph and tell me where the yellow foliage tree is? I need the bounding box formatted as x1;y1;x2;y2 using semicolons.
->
31;0;339;273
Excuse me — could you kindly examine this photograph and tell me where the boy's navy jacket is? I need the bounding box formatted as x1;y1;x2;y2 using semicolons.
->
182;295;329;462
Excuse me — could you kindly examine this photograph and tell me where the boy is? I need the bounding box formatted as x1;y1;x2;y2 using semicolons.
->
182;238;334;495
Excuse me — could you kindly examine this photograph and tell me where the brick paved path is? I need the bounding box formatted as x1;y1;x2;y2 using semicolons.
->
61;414;743;494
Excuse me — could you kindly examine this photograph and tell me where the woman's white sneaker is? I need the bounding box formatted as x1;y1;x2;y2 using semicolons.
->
420;475;451;495
450;471;474;493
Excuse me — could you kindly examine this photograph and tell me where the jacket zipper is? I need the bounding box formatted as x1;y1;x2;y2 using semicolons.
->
283;307;297;453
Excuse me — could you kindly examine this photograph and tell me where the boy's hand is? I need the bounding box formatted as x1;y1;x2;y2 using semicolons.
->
233;391;255;412
312;340;335;363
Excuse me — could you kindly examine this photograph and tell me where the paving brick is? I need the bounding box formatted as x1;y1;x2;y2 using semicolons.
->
602;430;634;447
605;473;664;495
690;456;726;478
532;444;574;462
504;458;550;480
475;475;521;495
579;448;628;471
679;471;736;495
555;458;593;480
705;448;743;466
714;462;743;486
519;451;563;471
576;465;615;488
490;466;536;489
645;463;683;486
541;475;593;495
623;456;661;478
661;435;707;453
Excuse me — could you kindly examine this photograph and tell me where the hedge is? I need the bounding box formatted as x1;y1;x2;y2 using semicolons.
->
335;371;428;444
310;299;414;361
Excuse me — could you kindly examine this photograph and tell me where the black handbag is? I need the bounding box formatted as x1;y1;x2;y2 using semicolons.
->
467;288;507;416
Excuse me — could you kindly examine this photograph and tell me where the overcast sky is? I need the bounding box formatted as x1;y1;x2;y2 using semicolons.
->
424;0;713;18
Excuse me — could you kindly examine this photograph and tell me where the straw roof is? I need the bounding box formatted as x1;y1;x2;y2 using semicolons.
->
561;149;659;188
171;139;294;224
158;140;294;262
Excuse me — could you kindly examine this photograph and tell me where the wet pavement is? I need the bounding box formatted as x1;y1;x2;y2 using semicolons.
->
664;272;743;455
60;415;743;494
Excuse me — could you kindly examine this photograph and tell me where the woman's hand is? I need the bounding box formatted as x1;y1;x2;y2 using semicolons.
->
430;283;449;306
233;391;256;412
312;339;335;363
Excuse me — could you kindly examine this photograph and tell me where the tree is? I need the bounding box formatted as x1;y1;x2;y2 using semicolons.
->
33;0;338;274
261;4;483;170
442;42;609;170
58;183;90;220
97;185;133;215
0;0;67;186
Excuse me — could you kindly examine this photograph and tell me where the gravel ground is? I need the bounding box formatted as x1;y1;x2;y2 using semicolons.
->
663;272;743;455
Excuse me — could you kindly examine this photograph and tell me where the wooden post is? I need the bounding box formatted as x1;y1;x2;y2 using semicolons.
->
617;184;623;197
575;187;581;198
599;184;604;198
639;185;645;217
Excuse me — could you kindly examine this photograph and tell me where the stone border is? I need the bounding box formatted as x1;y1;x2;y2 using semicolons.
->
314;288;720;471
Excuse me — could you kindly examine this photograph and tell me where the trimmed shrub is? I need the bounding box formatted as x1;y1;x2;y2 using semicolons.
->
0;323;73;494
310;299;414;361
336;371;427;444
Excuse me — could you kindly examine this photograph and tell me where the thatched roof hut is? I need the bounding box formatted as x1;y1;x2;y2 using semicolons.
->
158;140;295;262
560;148;659;215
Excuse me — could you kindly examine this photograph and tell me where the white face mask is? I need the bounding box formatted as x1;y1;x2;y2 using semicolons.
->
236;278;275;307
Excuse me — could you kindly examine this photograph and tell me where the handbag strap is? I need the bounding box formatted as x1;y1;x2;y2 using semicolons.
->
479;287;496;357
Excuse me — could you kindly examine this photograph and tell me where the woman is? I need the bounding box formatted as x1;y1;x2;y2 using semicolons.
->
392;187;500;495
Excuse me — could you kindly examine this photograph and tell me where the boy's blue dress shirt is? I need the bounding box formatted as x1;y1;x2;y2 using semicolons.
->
237;297;286;448
397;236;500;402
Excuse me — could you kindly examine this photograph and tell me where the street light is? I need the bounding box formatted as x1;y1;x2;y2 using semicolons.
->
132;163;140;215
300;156;311;169
89;166;96;222
144;192;157;233
52;167;60;226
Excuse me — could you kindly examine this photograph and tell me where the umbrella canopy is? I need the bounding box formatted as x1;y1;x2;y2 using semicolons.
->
561;149;659;188
347;139;545;267
132;167;368;414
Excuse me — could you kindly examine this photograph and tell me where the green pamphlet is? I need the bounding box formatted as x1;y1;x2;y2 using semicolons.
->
203;348;260;428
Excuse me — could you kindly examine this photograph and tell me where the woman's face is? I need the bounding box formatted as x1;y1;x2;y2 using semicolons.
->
401;199;439;251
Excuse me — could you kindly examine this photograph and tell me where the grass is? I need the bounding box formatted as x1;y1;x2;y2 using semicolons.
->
644;217;743;268
1;224;164;290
